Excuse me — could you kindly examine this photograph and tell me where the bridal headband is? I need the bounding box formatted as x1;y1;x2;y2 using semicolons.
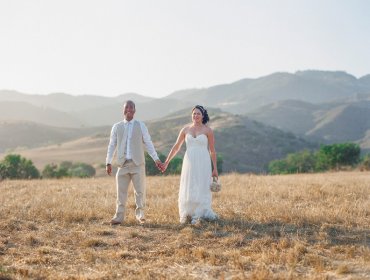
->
194;105;205;115
193;105;209;124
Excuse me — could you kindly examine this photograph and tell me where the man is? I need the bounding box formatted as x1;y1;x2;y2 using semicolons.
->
106;100;163;225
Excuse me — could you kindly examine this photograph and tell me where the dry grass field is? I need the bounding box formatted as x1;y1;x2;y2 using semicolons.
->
0;172;369;279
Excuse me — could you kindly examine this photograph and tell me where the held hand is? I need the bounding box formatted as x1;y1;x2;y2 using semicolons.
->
155;160;164;172
161;162;169;173
212;169;218;178
106;164;112;176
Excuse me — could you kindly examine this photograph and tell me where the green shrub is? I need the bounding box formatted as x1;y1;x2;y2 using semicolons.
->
0;154;40;179
315;143;360;170
42;162;95;178
359;154;370;171
268;143;361;174
69;163;96;178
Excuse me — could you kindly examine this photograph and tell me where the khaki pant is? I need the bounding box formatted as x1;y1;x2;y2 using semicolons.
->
112;160;146;223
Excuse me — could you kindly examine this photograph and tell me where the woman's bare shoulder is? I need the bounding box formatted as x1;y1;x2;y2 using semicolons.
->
204;125;213;133
181;124;192;134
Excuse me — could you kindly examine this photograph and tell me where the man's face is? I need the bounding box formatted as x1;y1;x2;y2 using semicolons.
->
123;102;135;121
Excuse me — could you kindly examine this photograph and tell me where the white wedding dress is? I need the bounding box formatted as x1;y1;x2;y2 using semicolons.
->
178;133;218;224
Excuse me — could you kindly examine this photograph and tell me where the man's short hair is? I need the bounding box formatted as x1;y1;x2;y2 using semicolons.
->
124;100;136;109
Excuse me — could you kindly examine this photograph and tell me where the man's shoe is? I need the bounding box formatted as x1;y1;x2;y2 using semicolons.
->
191;218;201;227
137;218;146;225
110;220;121;225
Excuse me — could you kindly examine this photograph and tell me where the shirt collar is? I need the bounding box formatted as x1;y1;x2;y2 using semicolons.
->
123;119;134;125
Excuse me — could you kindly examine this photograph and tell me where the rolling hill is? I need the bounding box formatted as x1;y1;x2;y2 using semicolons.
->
2;70;370;125
0;110;316;173
0;101;85;127
0;120;109;153
307;102;370;141
246;100;370;152
1;69;370;159
0;91;154;112
0;92;192;127
73;98;194;126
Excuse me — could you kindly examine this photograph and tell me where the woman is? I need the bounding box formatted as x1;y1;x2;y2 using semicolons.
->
163;105;218;224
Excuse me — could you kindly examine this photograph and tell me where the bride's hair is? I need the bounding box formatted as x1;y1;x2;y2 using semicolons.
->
192;105;209;124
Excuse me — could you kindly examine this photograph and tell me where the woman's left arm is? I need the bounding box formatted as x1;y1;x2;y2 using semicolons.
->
208;128;218;178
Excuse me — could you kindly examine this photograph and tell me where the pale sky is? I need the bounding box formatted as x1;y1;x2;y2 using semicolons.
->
1;0;369;98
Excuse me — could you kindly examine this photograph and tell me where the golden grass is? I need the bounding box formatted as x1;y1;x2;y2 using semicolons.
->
0;172;369;279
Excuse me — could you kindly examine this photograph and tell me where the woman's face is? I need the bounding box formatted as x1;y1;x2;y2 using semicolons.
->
192;108;203;124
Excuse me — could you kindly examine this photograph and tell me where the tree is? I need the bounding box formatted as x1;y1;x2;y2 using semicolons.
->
268;159;290;175
68;163;96;178
42;162;95;178
42;163;69;178
42;163;59;178
0;154;39;179
268;150;315;174
286;150;316;173
359;154;370;171
0;163;6;180
268;143;362;174
315;143;360;170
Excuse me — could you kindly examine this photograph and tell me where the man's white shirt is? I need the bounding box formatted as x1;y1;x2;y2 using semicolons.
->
106;119;159;165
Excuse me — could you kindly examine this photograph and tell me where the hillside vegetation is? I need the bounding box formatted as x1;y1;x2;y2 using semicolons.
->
1;111;314;173
0;172;369;279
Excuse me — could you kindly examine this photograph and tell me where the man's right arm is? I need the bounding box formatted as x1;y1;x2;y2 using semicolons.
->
106;124;118;172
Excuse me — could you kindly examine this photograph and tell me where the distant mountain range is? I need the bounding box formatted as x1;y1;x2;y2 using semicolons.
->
1;70;370;173
2;70;370;126
165;70;370;112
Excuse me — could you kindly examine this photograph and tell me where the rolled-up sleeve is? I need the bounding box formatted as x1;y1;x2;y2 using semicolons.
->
106;124;118;165
140;122;159;161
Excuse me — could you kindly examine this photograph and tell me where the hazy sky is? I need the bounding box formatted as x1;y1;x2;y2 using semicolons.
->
1;0;369;98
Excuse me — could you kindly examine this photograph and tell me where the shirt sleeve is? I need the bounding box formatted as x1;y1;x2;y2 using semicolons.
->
140;121;159;161
106;123;118;165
